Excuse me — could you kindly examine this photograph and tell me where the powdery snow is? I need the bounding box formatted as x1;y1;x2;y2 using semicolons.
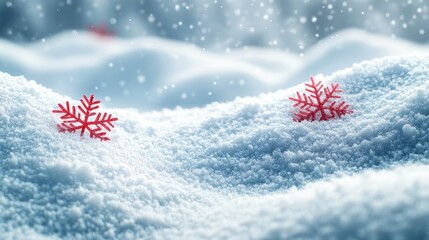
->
0;56;428;239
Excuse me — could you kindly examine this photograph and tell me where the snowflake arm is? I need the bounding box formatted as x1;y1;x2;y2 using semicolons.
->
52;101;85;132
87;113;118;141
289;92;318;109
325;101;353;119
321;83;342;105
293;107;317;122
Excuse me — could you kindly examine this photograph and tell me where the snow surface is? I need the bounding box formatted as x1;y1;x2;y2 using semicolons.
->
1;55;429;239
0;29;427;110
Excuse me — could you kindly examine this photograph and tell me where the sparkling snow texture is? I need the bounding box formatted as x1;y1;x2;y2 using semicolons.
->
0;56;428;239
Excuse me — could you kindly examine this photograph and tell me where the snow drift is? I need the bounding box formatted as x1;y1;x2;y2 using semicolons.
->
0;29;427;110
0;55;428;239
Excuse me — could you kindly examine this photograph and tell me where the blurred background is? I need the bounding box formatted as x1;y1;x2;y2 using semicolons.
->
0;0;428;110
2;0;429;51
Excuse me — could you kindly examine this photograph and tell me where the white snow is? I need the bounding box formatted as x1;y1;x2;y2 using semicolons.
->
0;29;427;110
0;55;428;239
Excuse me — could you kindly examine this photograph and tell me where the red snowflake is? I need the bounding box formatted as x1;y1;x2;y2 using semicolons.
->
52;94;118;141
289;76;353;122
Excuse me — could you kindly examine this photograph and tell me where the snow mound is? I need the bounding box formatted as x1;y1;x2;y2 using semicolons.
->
0;29;427;110
1;56;429;239
163;164;429;239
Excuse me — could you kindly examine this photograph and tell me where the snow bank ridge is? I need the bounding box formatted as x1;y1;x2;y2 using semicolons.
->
0;29;426;110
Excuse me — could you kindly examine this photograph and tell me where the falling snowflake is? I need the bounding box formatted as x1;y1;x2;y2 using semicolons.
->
289;76;353;122
52;94;118;141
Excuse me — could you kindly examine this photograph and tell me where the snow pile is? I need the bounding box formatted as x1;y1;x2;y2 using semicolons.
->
166;164;429;239
0;29;427;111
0;56;429;239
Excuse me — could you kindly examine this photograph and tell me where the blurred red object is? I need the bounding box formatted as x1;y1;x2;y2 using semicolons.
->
88;24;115;37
